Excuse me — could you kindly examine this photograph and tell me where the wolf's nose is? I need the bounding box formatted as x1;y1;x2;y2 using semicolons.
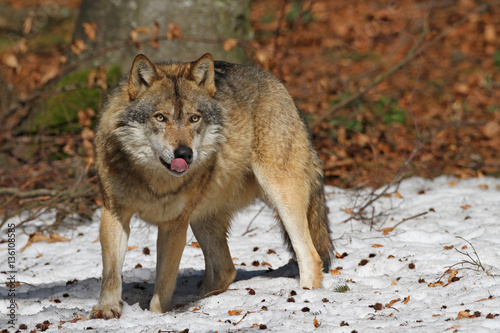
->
174;146;193;164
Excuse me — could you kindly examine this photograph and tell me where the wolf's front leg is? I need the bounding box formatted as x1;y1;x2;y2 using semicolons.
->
90;207;132;319
149;220;189;313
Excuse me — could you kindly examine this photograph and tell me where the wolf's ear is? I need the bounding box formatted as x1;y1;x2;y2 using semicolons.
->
189;53;216;96
128;54;159;100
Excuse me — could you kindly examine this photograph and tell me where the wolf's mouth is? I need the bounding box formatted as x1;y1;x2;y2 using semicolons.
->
159;157;188;176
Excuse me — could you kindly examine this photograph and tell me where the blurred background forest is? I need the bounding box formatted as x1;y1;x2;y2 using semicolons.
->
0;0;499;227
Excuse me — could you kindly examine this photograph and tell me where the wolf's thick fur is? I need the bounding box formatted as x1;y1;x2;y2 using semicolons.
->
90;53;334;319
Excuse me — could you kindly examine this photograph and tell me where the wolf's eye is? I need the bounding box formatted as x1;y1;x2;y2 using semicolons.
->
189;115;201;123
154;114;166;122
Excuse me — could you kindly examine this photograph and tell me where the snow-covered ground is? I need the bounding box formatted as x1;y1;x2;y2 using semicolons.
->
1;176;500;332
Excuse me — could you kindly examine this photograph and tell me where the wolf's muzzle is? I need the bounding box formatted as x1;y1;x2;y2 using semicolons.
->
174;146;193;164
158;146;193;176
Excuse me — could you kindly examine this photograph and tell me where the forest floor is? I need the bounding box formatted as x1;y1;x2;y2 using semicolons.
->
1;176;500;332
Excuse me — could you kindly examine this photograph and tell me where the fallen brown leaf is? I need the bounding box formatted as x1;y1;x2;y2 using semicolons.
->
314;317;320;328
5;281;21;287
483;121;500;139
31;232;50;243
358;259;369;266
385;298;401;308
47;233;70;243
456;310;472;319
446;324;462;330
228;309;243;316
336;252;348;259
3;52;20;70
343;208;354;215
484;24;497;42
378;227;394;235
21;232;50;252
445;269;458;286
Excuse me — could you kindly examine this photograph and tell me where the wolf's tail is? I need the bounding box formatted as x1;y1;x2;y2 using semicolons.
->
307;176;334;272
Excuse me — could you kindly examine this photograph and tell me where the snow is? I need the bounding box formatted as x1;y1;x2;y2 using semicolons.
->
1;176;500;332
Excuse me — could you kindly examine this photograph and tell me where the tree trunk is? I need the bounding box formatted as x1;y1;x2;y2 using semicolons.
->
69;0;251;72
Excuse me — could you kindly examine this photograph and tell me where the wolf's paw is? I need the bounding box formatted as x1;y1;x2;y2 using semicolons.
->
149;294;171;313
197;283;229;298
197;268;236;298
300;274;322;290
299;258;323;290
90;301;123;319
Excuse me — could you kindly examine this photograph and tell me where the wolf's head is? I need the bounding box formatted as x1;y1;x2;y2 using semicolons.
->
112;53;226;177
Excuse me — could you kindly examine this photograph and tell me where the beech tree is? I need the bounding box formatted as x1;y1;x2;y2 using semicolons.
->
70;0;251;71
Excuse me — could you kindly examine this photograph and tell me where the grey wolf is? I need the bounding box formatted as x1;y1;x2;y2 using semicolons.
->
90;53;334;319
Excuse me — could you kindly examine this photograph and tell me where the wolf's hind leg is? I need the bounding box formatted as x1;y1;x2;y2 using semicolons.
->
254;167;323;289
191;213;236;297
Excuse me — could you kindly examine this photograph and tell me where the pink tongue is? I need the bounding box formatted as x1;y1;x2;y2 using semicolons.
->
171;158;188;172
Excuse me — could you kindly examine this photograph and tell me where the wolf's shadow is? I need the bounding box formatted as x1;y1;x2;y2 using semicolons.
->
2;261;299;316
122;260;299;310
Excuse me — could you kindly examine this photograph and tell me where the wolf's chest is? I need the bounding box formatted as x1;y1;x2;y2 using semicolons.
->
134;192;188;225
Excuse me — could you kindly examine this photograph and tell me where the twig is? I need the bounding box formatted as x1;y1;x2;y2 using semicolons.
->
310;1;494;128
233;311;253;326
341;177;401;224
0;173;97;230
453;236;485;271
390;211;428;230
0;187;58;199
376;212;428;235
434;237;487;284
241;204;266;236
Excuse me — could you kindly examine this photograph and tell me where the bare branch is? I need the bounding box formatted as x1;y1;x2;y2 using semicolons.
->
0;187;58;199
